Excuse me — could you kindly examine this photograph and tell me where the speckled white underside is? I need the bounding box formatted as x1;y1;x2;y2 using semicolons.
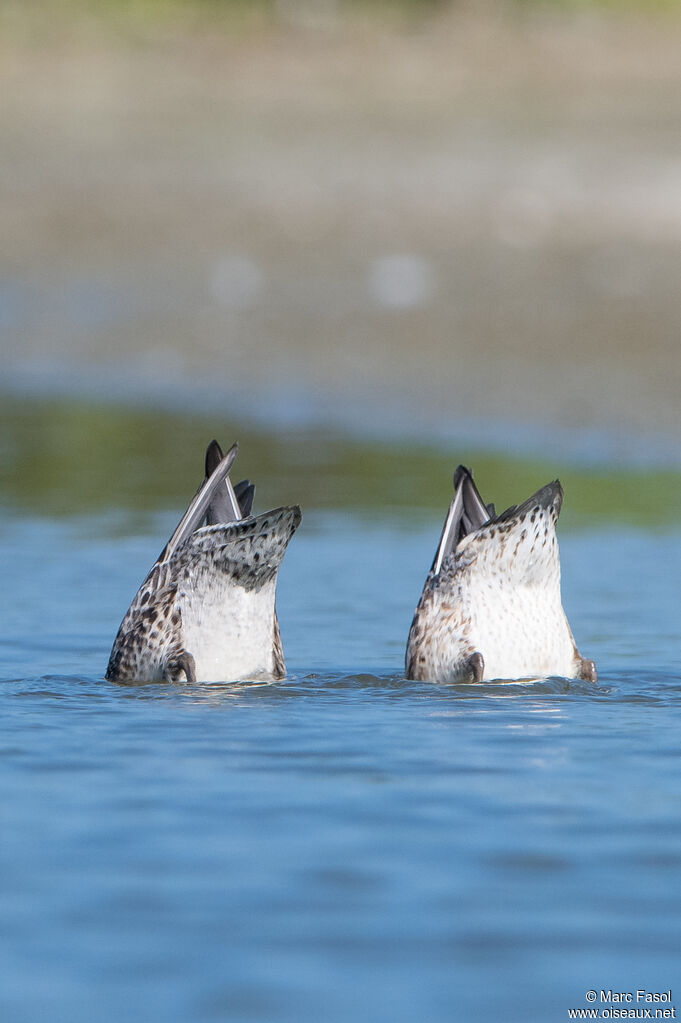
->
179;570;277;683
462;573;577;682
462;516;577;680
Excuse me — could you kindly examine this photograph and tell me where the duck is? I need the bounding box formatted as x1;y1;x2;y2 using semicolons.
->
106;440;301;684
405;466;596;684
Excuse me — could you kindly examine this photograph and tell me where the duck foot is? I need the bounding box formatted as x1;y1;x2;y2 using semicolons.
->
166;650;197;684
465;651;485;684
578;657;598;683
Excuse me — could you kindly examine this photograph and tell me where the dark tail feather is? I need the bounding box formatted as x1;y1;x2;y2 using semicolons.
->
433;466;492;575
203;439;242;525
234;479;255;517
161;441;240;560
454;466;492;534
205;439;223;478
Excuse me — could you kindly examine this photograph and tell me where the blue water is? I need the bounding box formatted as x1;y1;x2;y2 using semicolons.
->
1;509;680;1023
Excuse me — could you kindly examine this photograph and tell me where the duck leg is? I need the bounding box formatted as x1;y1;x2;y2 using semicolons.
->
464;651;485;683
166;650;197;685
578;657;598;683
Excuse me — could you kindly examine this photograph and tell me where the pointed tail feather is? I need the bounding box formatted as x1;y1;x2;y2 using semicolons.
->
454;466;492;534
204;439;242;524
433;480;464;575
162;442;239;561
433;466;493;575
234;479;255;517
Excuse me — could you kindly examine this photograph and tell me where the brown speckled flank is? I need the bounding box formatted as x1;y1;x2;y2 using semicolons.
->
106;441;301;684
406;467;597;684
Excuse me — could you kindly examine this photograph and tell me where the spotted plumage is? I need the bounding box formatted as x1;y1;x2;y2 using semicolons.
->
106;441;301;684
405;466;596;684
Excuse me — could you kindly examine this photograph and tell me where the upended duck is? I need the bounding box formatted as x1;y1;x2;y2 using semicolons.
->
106;440;301;684
406;466;596;684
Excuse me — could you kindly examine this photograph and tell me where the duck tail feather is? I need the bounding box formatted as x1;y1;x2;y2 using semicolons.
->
163;442;240;559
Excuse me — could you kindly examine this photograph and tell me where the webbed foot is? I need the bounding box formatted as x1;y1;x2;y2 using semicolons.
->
465;651;485;684
166;650;197;684
578;657;597;683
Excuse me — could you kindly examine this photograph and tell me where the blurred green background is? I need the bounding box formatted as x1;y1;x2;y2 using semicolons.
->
2;0;681;523
3;395;680;527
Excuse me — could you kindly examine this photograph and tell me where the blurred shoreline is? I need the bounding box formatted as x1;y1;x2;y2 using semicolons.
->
3;3;681;464
3;388;681;530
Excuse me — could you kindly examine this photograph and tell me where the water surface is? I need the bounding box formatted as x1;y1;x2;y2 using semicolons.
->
1;486;680;1022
